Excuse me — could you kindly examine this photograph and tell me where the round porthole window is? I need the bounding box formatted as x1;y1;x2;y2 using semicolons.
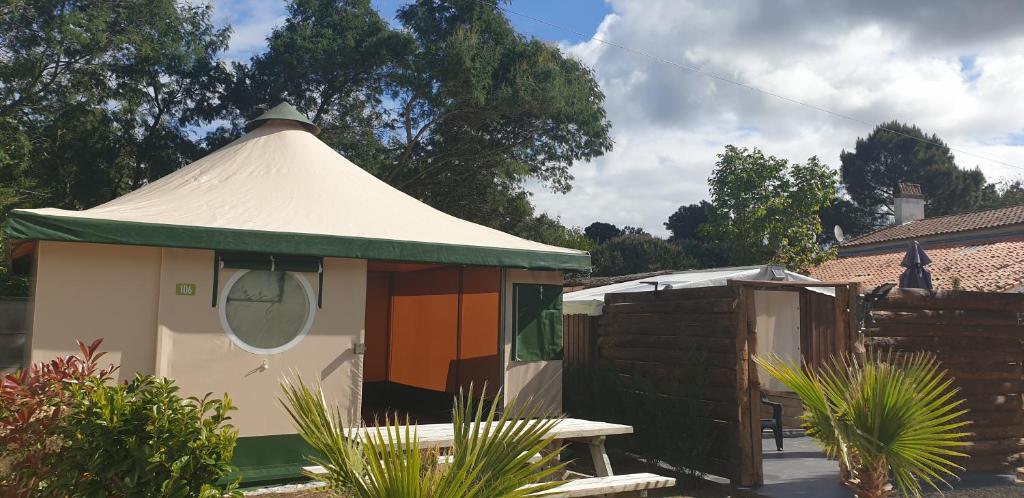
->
219;270;316;354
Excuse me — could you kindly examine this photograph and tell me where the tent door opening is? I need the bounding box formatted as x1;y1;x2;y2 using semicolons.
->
361;263;502;424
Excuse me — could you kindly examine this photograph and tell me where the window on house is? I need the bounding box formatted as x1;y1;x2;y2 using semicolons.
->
220;270;316;354
512;283;563;361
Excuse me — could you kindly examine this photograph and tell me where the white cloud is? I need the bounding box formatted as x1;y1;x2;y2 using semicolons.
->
530;0;1024;236
209;0;287;61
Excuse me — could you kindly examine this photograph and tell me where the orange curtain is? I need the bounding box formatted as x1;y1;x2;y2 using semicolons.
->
366;267;500;393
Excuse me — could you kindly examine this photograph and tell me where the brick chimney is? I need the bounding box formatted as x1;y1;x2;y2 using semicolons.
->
894;182;924;225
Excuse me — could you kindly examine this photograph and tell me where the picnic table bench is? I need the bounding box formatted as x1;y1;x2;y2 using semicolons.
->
303;418;675;496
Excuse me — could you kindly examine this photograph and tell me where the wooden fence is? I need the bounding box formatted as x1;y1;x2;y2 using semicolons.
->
565;280;856;486
563;314;597;370
597;284;760;484
867;289;1024;472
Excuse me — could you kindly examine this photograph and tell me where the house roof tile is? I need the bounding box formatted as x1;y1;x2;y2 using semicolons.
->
809;239;1024;292
843;204;1024;247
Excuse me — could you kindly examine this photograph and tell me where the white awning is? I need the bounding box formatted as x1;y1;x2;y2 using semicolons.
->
564;265;833;315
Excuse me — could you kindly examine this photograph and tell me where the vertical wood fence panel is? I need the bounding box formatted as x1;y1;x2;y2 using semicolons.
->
563;314;596;370
868;288;1024;472
595;285;760;485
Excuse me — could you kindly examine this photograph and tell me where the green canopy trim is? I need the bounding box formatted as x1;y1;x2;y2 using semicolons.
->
6;210;591;271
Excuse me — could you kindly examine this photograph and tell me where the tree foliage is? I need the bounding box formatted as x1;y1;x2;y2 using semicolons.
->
590;233;694;276
508;214;593;252
701;145;837;272
218;0;613;230
583;221;622;244
664;201;710;242
837;121;1005;235
0;0;230;213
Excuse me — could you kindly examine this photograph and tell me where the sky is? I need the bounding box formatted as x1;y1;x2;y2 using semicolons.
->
210;0;1024;236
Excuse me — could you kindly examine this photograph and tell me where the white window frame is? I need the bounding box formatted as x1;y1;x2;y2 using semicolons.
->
218;269;317;355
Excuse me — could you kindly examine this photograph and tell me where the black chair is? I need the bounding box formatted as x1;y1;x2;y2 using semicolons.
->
760;391;784;451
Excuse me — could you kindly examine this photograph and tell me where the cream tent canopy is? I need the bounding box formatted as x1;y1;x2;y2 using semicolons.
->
6;103;589;270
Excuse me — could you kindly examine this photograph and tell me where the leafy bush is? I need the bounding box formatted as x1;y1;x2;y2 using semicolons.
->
52;374;240;497
281;377;565;498
0;339;240;497
0;339;118;494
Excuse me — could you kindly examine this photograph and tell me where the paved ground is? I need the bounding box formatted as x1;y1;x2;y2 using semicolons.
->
749;436;1020;498
246;437;1021;497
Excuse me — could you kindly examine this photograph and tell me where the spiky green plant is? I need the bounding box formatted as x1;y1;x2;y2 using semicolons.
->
279;376;567;497
754;351;970;498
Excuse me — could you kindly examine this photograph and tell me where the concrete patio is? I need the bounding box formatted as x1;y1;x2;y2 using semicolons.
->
746;436;1019;498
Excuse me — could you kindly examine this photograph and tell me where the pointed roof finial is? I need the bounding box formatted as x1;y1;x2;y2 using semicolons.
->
245;102;321;135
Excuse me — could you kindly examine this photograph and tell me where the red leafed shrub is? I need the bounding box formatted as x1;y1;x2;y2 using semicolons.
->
0;339;117;496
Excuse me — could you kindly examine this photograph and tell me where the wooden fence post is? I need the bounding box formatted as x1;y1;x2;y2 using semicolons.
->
734;284;758;486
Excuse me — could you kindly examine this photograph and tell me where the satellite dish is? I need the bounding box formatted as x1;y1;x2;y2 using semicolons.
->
834;225;846;243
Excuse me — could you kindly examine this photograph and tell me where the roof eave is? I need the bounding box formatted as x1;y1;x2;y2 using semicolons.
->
6;210;590;271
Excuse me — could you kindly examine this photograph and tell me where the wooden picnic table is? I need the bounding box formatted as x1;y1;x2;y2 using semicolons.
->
344;418;633;477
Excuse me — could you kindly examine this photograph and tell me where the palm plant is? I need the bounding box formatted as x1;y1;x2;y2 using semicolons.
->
754;351;970;498
279;376;566;497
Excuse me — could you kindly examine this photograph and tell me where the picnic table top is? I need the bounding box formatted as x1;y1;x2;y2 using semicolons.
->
348;418;633;448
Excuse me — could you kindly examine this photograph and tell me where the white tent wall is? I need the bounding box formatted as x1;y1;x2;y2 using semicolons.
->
502;268;563;414
28;240;366;437
155;249;365;437
30;241;161;379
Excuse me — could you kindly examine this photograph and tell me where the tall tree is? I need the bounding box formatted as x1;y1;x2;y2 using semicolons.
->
839;121;992;232
701;145;837;272
0;0;230;212
583;222;622;245
222;0;613;232
664;201;711;242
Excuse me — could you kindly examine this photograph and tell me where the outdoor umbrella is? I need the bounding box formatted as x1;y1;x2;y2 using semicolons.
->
899;240;933;289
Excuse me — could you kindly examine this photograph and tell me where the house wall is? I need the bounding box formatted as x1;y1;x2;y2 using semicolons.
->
29;242;367;437
502;269;563;414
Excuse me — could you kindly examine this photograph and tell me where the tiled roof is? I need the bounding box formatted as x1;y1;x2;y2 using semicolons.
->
843;204;1024;247
809;239;1024;292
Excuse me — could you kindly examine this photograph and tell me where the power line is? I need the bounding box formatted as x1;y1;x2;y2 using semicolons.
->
492;2;1024;172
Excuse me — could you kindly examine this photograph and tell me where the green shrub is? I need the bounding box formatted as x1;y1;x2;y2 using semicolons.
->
0;339;118;494
51;374;240;497
0;339;240;497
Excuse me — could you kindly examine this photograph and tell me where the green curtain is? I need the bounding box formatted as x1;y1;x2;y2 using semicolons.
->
513;283;563;361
